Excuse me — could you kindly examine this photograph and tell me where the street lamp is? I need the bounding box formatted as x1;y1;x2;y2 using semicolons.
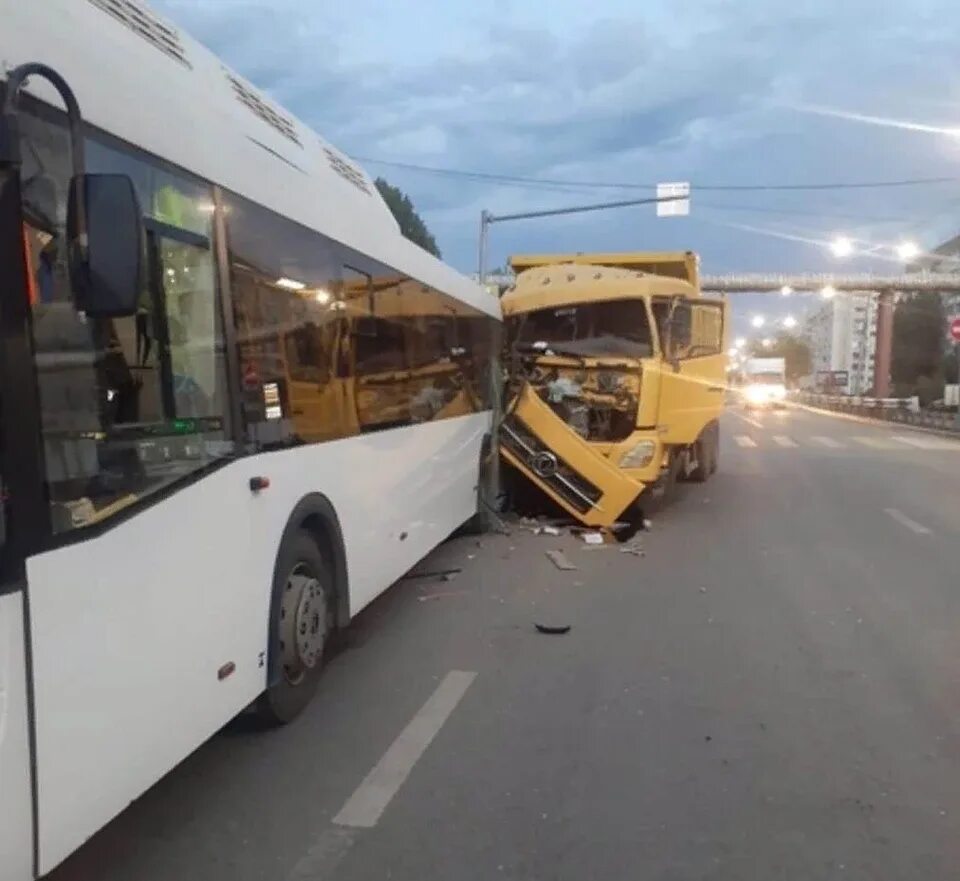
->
761;337;773;348
734;336;747;349
783;315;798;329
727;347;739;358
895;240;920;261
780;285;793;296
820;284;837;299
830;236;854;258
751;315;766;328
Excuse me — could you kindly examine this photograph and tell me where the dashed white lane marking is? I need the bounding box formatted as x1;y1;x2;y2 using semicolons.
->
812;436;843;448
732;412;764;429
734;435;758;448
892;434;960;450
332;670;477;829
772;435;798;448
853;436;897;449
884;507;932;535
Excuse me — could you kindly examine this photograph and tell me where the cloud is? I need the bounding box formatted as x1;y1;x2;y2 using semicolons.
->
153;0;960;281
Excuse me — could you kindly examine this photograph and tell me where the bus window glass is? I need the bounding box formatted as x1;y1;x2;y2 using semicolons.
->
17;99;234;534
223;192;348;446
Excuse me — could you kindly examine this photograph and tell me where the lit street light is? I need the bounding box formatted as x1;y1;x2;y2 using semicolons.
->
830;236;854;258
780;285;793;296
821;284;837;299
761;337;773;348
783;315;798;329
751;315;766;328
896;240;920;261
727;347;739;358
734;336;747;349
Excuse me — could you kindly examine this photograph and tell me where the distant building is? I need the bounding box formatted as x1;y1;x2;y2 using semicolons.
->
802;293;878;394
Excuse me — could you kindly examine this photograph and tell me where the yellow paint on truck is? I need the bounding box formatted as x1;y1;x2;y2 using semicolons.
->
501;255;727;527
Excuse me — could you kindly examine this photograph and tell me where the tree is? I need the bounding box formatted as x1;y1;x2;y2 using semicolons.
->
891;292;945;388
374;178;441;258
748;333;811;382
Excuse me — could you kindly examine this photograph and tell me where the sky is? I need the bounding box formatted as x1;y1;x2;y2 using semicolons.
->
155;0;960;333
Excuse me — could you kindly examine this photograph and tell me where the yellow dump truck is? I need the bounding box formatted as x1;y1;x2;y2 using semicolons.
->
499;252;727;527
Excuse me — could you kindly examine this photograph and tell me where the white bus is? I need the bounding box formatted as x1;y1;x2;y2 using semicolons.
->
0;2;500;878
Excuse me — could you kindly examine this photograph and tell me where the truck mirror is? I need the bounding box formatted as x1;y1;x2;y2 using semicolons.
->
67;173;144;318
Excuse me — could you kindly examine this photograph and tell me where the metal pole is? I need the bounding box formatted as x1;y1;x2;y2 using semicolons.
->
477;209;490;285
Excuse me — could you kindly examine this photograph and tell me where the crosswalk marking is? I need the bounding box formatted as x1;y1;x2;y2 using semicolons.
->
734;435;757;448
772;435;798;448
811;436;843;448
852;436;897;449
892;434;959;450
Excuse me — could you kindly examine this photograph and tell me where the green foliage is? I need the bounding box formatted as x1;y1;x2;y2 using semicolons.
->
747;333;812;381
891;292;945;387
374;178;441;258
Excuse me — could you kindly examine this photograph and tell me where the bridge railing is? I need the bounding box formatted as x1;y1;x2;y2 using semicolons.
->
795;393;960;433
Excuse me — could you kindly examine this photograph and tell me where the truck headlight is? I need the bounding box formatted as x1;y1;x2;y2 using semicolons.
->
620;440;656;468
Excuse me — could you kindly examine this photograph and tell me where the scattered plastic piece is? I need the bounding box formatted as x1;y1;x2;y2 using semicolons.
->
545;550;577;571
535;622;571;634
582;532;604;545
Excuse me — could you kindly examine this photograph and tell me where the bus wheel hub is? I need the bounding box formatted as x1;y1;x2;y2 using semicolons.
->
281;568;327;680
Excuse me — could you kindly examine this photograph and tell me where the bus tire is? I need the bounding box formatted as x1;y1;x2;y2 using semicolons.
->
257;530;334;725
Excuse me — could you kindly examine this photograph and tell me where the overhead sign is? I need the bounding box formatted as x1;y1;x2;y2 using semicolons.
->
656;181;690;217
950;315;960;343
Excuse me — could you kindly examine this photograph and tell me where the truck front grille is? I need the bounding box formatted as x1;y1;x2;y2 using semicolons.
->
501;416;602;514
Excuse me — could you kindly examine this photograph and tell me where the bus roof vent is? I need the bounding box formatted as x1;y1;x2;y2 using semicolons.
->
89;0;191;68
323;147;371;195
225;71;302;147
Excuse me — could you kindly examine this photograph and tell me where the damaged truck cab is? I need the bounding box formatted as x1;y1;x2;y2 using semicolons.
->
500;253;727;527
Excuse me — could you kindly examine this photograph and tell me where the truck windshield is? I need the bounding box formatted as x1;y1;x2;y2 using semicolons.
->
508;298;652;358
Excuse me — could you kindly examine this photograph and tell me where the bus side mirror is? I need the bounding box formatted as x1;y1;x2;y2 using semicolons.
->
67;173;144;317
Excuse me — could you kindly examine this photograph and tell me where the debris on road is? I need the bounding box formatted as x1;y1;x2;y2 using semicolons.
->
619;541;645;557
536;525;562;536
401;567;463;582
581;531;604;545
699;586;707;593
545;550;577;571
643;519;653;530
535;622;571;635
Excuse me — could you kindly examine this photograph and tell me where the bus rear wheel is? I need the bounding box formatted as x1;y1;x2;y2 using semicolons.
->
257;531;334;725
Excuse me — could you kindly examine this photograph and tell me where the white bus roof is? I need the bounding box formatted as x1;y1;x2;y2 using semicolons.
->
1;0;499;319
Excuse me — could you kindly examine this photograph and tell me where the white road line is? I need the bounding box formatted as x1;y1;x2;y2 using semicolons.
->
884;507;932;535
734;435;757;448
853;436;895;449
333;670;477;828
731;411;764;429
892;434;959;450
772;435;798;448
811;436;843;448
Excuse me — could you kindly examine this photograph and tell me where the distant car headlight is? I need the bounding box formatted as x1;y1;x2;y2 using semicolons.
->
620;440;656;469
745;385;768;405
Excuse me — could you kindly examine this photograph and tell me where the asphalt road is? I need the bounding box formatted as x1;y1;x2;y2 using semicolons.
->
50;406;960;881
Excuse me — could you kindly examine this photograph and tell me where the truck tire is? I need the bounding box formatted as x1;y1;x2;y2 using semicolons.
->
257;531;334;725
690;423;717;483
709;424;719;474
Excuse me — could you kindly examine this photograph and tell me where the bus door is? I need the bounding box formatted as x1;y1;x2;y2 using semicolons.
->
656;298;727;445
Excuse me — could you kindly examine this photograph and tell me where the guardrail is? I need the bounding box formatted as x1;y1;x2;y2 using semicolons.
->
795;393;960;433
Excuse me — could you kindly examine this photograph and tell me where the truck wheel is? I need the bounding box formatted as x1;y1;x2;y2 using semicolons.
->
709;424;719;474
257;531;334;725
690;432;712;483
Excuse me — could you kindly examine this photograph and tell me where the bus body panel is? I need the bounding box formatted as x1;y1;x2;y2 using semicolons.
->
0;592;33;881
28;410;487;875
